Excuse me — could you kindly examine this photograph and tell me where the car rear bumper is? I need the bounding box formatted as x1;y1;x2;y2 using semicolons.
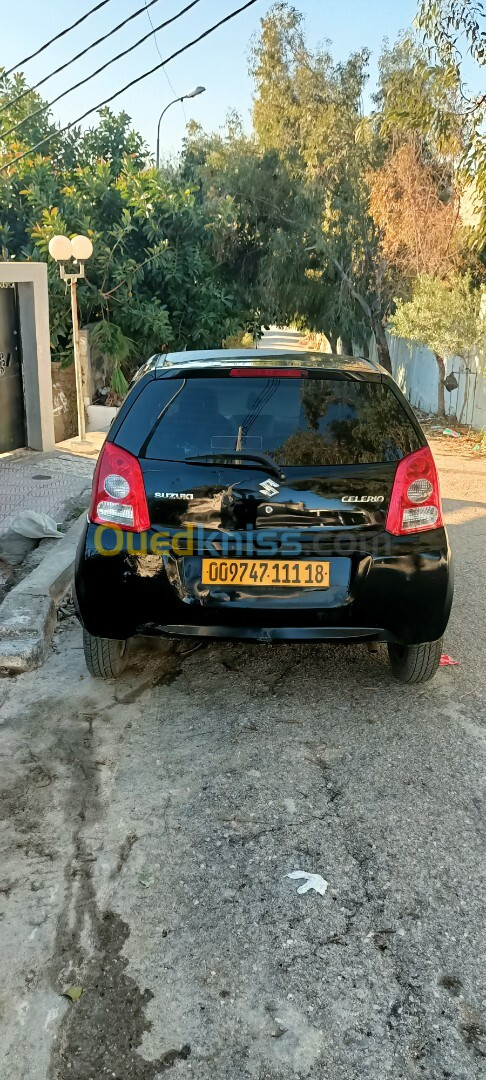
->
142;624;401;643
74;523;453;646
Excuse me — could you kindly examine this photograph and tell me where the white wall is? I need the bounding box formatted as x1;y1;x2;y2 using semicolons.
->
0;262;55;450
370;331;486;431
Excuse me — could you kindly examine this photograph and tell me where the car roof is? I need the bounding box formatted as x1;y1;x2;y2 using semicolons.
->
155;348;380;375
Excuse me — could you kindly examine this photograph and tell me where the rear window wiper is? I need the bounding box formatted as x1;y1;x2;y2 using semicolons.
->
185;452;285;481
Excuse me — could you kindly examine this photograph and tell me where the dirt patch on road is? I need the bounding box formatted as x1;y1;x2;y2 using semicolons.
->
47;648;194;1079
50;902;191;1079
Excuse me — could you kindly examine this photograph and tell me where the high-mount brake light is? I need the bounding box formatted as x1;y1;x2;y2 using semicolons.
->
89;442;150;532
229;368;307;377
386;446;443;535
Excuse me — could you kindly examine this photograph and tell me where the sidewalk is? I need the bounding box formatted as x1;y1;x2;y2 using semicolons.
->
0;441;102;669
0;447;97;536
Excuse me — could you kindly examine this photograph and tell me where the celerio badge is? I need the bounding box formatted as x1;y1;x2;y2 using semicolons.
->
341;495;385;503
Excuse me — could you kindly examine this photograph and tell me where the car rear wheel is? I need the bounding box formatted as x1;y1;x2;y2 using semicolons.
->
387;638;442;684
83;630;128;679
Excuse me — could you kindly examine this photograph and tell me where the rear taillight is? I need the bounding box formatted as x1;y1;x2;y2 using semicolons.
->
89;442;150;532
386;446;443;536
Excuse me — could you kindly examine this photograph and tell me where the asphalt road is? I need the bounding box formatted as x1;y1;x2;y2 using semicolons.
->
1;443;485;1080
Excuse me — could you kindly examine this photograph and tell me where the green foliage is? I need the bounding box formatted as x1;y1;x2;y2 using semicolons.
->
67;108;148;173
2;14;482;384
182;118;307;333
390;273;483;358
416;1;485;70
245;4;390;358
223;330;254;349
415;3;486;246
371;34;467;159
0;91;242;372
88;320;134;393
110;364;129;397
89;320;132;363
250;4;370;178
0;69;56;152
179;4;482;372
186;7;369;348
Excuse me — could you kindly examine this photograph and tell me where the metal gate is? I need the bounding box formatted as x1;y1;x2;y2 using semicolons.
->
0;283;25;452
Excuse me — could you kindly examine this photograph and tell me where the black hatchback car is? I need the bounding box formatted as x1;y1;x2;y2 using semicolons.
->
75;349;453;683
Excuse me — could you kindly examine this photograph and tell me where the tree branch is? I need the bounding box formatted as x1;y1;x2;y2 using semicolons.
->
329;255;372;321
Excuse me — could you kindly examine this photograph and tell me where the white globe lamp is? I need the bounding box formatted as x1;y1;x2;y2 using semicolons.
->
48;234;73;262
71;235;93;261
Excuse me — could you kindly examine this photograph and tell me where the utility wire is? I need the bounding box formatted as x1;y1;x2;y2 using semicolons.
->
0;0;164;116
2;0;115;79
1;0;204;140
1;0;260;173
144;0;178;99
0;0;262;172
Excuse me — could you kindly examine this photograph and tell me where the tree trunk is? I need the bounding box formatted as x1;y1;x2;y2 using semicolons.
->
434;353;446;416
339;335;353;356
372;318;392;374
327;255;392;373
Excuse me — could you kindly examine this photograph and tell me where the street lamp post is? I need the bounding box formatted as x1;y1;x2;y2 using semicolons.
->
156;85;206;168
48;233;93;449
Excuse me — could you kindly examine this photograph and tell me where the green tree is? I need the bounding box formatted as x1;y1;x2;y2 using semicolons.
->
247;3;396;368
415;1;485;246
0;97;241;381
182;116;310;337
180;7;481;373
370;33;468;162
416;1;485;79
390;272;484;412
251;3;369;179
64;108;148;173
0;69;56;153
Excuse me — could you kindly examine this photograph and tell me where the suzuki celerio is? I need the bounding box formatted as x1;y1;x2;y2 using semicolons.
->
75;350;453;683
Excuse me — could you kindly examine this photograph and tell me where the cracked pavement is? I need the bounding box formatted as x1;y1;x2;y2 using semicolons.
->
0;447;485;1080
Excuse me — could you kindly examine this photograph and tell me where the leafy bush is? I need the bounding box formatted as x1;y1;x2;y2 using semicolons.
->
0;84;242;376
391;273;483;359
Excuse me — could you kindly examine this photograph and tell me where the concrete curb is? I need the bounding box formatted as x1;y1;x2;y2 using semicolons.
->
0;512;86;673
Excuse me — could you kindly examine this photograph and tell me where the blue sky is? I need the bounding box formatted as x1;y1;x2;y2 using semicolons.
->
2;0;482;160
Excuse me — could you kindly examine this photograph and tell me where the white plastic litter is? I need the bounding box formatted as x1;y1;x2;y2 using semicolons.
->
7;511;62;539
287;870;329;896
0;512;62;567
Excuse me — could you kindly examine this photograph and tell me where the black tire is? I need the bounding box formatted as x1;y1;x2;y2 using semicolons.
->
387;638;442;684
83;630;128;679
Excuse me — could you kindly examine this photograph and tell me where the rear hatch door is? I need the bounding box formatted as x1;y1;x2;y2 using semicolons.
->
115;368;422;611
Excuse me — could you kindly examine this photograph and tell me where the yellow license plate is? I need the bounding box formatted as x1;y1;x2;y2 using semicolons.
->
201;559;330;588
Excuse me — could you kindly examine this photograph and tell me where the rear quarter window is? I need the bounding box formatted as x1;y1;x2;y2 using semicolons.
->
115;375;422;465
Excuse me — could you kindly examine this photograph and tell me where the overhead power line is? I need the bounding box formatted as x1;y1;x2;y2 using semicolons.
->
2;0;115;79
0;0;260;174
144;0;179;99
0;0;164;117
1;0;203;141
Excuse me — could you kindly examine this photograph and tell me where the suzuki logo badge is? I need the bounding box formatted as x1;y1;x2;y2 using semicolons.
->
259;478;280;498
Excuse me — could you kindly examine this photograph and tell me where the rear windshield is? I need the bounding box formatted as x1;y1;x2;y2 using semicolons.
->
117;376;421;466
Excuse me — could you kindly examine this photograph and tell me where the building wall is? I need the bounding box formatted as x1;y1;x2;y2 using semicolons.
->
51;362;77;443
